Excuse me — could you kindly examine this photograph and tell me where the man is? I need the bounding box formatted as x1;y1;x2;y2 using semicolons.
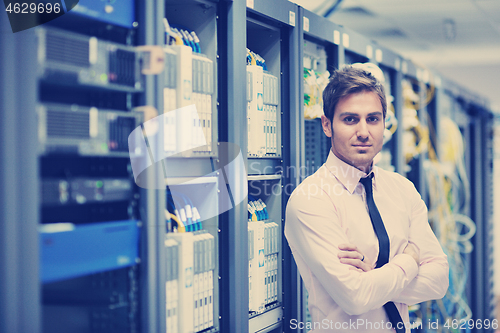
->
285;65;449;332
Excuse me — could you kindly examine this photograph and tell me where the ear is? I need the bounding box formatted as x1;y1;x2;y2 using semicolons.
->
321;115;332;138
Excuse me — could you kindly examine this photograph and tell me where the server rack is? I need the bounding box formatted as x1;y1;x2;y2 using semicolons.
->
36;3;156;332
162;1;221;333
400;59;424;192
300;8;338;177
459;88;495;333
421;73;495;333
405;62;434;331
244;1;299;332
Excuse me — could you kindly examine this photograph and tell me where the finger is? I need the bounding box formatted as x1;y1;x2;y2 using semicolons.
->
340;258;372;272
338;251;363;260
338;243;358;251
339;258;364;267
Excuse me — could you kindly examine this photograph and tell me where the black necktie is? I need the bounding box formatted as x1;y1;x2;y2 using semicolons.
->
360;174;405;333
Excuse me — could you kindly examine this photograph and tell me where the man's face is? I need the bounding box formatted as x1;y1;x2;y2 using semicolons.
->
321;91;385;172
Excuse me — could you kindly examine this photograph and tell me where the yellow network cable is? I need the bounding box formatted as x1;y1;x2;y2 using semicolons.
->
247;49;257;66
303;68;329;120
402;76;474;325
440;117;470;212
386;106;398;136
402;79;430;163
170;28;184;46
403;64;436;111
251;211;258;221
170;213;185;233
421;114;475;326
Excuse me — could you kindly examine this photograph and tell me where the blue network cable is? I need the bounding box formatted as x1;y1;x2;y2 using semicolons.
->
248;195;269;221
167;189;202;232
190;31;201;53
168;24;202;54
166;189;187;230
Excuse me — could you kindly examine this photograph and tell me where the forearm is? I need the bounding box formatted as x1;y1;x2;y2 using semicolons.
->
392;258;449;305
392;180;450;305
329;253;418;315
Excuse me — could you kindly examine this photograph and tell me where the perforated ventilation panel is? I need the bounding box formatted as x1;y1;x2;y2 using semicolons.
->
45;31;90;68
46;110;89;139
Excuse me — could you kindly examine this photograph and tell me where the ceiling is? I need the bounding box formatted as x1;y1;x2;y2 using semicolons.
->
290;0;500;112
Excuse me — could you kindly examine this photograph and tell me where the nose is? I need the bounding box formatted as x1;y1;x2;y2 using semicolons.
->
356;120;369;140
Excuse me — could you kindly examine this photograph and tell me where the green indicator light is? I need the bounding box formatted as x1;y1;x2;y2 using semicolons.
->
100;73;108;82
96;181;103;188
101;143;108;151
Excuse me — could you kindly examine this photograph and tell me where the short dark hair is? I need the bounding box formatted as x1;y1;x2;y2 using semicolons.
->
323;66;387;122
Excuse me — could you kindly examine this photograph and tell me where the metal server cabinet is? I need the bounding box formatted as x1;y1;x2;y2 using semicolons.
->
400;60;427;194
427;76;494;333
373;46;405;175
1;1;164;332
36;7;151;333
432;77;495;333
300;8;339;178
465;93;495;333
244;2;299;333
217;1;249;332
471;102;495;333
162;1;221;332
218;0;300;332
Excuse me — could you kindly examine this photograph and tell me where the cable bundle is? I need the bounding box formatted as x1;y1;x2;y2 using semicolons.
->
402;78;429;166
163;18;201;53
246;49;268;70
247;195;269;221
166;189;202;233
383;106;398;145
421;116;476;331
303;68;330;120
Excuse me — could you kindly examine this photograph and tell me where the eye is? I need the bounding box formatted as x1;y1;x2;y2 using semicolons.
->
367;116;380;123
343;116;357;124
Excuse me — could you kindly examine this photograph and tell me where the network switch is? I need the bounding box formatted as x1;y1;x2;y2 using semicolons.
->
38;103;143;157
41;178;133;206
37;27;143;92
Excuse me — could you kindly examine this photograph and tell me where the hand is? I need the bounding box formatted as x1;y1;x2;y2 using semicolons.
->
338;243;372;272
403;242;420;267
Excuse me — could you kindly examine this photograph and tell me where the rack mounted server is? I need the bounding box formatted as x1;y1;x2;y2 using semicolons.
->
37;27;143;92
37;103;143;157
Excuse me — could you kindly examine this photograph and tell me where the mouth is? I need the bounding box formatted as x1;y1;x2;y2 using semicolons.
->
352;145;372;148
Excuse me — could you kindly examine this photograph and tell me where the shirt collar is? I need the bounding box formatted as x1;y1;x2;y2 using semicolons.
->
325;150;379;194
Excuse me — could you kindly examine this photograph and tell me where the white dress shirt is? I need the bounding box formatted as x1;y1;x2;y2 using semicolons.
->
285;150;449;332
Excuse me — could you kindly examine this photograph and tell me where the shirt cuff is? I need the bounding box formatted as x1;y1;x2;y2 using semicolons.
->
390;253;419;281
